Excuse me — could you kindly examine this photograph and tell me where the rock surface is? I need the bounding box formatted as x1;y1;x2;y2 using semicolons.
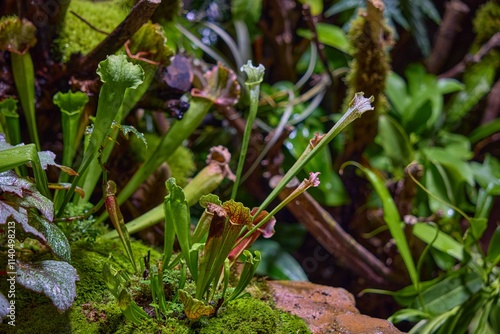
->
267;280;403;334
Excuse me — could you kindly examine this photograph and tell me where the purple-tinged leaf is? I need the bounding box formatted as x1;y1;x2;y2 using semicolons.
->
38;150;77;175
0;203;45;241
16;260;79;312
0;170;32;196
0;292;9;322
2;178;54;222
29;213;71;262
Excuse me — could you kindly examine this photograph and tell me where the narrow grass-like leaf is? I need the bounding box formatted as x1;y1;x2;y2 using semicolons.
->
350;162;419;287
11;52;40;150
164;178;195;278
256;93;373;218
225;250;261;303
105;180;138;273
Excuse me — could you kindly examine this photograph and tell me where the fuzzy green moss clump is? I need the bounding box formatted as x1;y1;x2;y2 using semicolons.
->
0;238;309;333
55;0;128;62
472;1;500;50
202;298;310;334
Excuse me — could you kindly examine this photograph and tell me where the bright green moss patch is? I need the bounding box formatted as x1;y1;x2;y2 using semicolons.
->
201;297;310;334
55;0;128;62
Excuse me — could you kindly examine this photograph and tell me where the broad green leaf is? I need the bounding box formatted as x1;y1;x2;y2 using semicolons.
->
410;270;482;315
377;114;414;169
413;223;464;261
429;247;456;271
437;132;472;160
469;217;488;241
386;72;409;117
470;155;500;193
30;213;72;262
297;23;349;53
422;147;474;186
325;0;362;17
16;260;79;312
436;78;464;94
410;306;459;334
299;0;323;15
424;162;455;213
390;308;430;324
232;0;262;25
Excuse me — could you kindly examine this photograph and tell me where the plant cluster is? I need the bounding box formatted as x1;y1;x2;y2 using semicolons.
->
0;0;499;333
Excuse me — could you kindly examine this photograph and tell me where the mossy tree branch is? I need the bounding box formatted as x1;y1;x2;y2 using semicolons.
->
75;0;161;73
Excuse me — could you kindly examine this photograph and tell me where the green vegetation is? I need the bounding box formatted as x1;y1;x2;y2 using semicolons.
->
1;0;499;333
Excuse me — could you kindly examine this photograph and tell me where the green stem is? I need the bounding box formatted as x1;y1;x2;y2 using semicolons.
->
231;61;265;200
254;93;374;219
11;52;40;150
96;97;214;224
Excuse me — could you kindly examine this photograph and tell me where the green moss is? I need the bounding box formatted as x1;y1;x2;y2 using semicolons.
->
0;239;309;333
55;0;128;62
200;298;310;334
343;11;391;114
472;1;500;51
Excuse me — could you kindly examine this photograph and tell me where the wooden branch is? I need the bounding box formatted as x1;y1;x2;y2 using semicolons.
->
277;185;404;287
75;0;161;74
481;78;500;124
439;32;500;79
70;10;110;35
426;0;470;74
